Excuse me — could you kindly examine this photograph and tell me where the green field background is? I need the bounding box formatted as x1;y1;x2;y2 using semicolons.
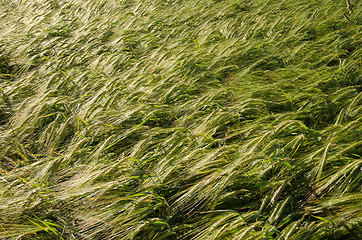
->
0;0;361;239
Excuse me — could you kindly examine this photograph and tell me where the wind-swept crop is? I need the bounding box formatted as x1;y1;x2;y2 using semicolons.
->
0;0;361;239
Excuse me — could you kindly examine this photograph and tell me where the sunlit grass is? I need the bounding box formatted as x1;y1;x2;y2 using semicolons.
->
0;0;361;239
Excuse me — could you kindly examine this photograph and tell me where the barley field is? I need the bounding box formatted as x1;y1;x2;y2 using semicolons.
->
0;0;361;239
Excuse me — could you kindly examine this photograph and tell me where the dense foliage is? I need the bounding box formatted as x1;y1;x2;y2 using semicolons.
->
0;0;361;239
